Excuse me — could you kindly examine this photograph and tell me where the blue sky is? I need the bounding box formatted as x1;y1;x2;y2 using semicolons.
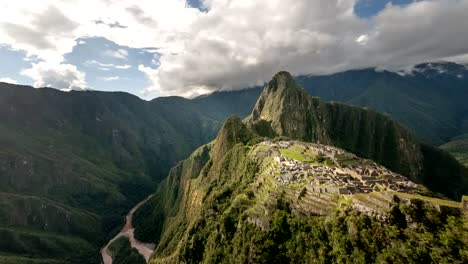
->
0;0;466;99
65;37;156;95
0;36;157;95
354;0;415;18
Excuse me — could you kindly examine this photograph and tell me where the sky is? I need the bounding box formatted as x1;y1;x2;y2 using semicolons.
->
0;0;468;99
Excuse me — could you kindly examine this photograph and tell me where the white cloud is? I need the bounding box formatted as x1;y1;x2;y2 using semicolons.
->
0;4;79;63
1;0;468;97
356;34;369;45
115;64;132;69
139;0;468;96
84;60;132;70
100;76;120;81
0;77;18;84
106;48;128;59
21;62;87;90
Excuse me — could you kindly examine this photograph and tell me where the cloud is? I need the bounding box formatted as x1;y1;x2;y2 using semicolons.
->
139;0;468;96
100;76;120;81
84;60;132;70
1;0;468;97
106;49;128;59
355;0;468;69
115;64;132;69
356;34;369;45
125;5;158;26
0;77;18;84
94;19;127;28
21;62;87;90
0;5;79;62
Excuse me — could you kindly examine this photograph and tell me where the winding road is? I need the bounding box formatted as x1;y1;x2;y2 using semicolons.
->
101;195;155;264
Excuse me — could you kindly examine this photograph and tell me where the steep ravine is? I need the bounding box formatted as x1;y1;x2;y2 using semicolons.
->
101;195;155;264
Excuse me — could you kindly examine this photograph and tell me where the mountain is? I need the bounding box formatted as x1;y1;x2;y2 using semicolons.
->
1;61;468;262
246;71;467;199
132;77;468;262
441;134;468;167
0;82;257;263
178;61;468;146
190;88;262;122
296;62;468;145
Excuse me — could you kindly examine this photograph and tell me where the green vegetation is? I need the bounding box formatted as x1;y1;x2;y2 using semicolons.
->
134;112;468;263
0;83;257;262
441;134;468;167
279;148;309;162
0;255;68;264
174;203;468;264
392;192;462;208
108;236;146;264
278;145;333;166
0;227;98;263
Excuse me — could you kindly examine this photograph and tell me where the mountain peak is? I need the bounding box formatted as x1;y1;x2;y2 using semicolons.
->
247;72;432;188
264;71;301;94
250;71;310;139
272;71;294;81
213;115;253;161
252;71;306;118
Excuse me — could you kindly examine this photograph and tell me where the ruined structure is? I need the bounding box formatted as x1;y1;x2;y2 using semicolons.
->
263;141;419;194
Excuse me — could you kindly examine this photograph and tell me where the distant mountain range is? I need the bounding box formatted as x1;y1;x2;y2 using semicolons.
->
192;61;468;146
0;61;467;263
297;62;468;145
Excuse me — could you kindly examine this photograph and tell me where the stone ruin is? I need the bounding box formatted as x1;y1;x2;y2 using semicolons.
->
263;141;420;195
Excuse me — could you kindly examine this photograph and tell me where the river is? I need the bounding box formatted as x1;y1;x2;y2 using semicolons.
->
101;195;155;264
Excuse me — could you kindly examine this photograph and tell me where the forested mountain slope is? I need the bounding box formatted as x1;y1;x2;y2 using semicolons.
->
0;83;250;263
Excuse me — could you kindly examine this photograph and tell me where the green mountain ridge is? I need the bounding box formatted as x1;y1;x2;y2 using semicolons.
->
133;110;468;264
0;83;253;263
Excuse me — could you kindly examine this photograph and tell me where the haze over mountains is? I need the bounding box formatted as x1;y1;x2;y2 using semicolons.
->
1;64;468;263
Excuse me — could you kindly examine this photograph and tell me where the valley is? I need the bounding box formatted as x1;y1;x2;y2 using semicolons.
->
101;195;155;264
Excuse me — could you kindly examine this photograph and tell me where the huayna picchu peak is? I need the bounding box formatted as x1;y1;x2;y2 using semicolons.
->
248;71;467;199
130;72;468;264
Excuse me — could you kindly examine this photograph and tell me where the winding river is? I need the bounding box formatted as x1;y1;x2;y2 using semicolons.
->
101;195;155;264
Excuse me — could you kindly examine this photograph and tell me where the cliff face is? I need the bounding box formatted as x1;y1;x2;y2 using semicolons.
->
249;71;423;181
